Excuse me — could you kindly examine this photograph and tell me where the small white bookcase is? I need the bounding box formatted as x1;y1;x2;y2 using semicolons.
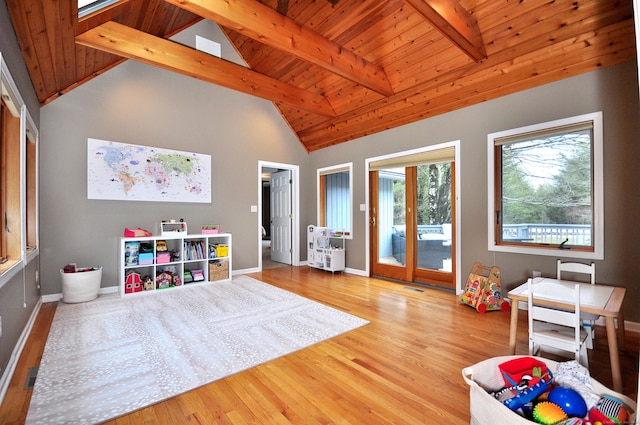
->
307;225;345;273
119;233;232;296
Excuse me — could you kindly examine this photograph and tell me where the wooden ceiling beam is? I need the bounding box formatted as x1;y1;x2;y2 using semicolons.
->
162;0;395;96
404;0;487;62
75;21;336;117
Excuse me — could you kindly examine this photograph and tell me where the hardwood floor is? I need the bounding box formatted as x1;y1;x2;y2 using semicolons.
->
1;267;637;424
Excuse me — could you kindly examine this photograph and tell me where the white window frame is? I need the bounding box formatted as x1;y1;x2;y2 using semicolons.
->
317;162;353;238
23;107;39;264
487;112;604;260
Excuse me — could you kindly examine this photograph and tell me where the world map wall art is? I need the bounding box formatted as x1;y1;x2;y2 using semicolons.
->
87;138;212;203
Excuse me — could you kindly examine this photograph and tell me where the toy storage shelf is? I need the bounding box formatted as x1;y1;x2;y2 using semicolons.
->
119;233;232;296
307;225;345;273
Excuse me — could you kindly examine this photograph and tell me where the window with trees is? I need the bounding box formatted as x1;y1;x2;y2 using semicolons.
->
317;163;352;237
488;112;603;259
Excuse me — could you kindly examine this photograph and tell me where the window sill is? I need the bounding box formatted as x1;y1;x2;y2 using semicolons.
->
0;259;23;289
489;243;602;260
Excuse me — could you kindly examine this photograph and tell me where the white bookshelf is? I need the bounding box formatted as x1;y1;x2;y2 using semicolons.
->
119;233;231;296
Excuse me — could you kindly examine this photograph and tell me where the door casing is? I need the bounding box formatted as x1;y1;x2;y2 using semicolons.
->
258;161;300;271
365;142;462;292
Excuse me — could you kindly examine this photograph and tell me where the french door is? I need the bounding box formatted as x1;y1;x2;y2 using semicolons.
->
370;161;455;288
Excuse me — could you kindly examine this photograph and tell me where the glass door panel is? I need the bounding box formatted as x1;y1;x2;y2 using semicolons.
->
415;163;452;272
370;168;411;281
377;168;406;266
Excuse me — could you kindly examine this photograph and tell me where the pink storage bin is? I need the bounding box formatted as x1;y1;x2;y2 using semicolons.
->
201;224;220;234
156;252;171;264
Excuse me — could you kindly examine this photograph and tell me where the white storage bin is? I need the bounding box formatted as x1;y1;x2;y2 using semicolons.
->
462;355;636;425
60;267;102;303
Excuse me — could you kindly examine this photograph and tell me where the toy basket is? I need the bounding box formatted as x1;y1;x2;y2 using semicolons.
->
462;355;636;425
460;262;510;313
208;260;229;282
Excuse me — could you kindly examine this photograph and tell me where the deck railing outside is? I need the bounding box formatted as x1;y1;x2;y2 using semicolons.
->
503;224;591;246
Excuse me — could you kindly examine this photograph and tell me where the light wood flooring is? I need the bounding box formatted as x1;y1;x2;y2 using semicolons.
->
1;267;638;424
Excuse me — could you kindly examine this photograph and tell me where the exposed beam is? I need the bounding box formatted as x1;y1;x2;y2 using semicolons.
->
75;21;336;117
404;0;486;62
162;0;394;96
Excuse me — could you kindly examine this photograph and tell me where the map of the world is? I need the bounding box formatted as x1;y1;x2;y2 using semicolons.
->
87;138;211;203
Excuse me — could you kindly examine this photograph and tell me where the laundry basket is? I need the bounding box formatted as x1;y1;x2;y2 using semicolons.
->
462;355;636;425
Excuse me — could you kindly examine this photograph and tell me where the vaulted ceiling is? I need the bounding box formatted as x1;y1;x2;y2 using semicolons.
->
5;0;637;152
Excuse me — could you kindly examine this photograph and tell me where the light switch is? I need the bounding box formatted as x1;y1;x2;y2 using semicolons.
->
250;205;258;213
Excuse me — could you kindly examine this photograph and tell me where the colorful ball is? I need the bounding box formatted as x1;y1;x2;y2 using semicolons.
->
548;387;588;418
533;401;568;425
589;395;629;424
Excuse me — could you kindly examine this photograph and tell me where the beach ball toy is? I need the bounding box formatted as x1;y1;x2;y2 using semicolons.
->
548;387;588;418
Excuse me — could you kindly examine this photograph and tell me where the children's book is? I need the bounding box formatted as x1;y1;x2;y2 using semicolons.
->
124;241;140;266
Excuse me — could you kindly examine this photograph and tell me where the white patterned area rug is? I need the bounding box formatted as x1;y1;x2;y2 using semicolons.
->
26;275;369;425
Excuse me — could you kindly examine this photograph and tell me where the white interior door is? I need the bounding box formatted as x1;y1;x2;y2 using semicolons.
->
270;170;292;264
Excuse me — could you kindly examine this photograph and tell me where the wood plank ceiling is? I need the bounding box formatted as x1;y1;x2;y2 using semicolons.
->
6;0;637;152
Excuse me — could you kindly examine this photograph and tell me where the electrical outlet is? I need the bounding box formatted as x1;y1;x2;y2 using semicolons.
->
532;270;542;278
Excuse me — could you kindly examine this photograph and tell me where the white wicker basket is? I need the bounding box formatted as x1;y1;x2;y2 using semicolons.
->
462;355;636;425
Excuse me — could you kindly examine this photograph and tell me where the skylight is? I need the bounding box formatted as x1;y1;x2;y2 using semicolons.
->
78;0;120;18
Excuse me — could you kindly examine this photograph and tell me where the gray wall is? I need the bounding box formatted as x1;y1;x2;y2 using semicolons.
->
40;21;309;295
309;61;640;323
0;0;41;380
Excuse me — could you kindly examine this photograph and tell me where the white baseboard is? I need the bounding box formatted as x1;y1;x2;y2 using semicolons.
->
345;267;367;276
41;286;119;303
0;299;42;406
234;267;259;275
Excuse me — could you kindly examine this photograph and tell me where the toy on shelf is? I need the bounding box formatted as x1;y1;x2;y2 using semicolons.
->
125;271;142;293
460;262;510;313
160;219;187;236
201;224;220;234
183;270;193;283
124;227;152;237
192;269;204;282
139;242;154;265
142;275;154;291
155;240;170;264
156;270;172;289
